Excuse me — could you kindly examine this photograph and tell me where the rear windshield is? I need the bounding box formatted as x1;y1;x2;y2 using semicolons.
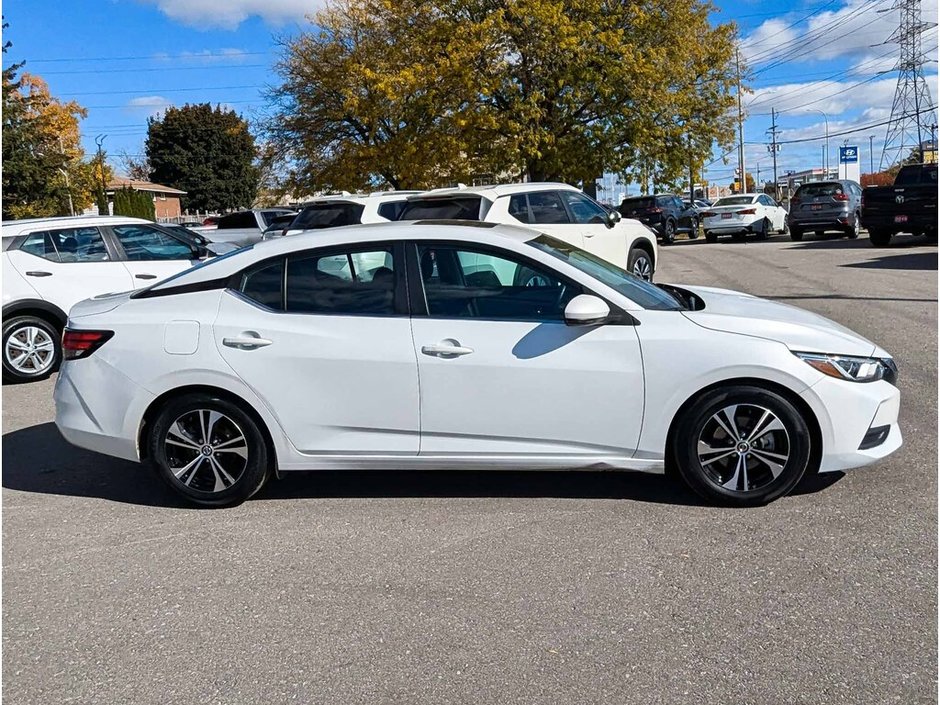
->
398;197;482;221
619;197;654;212
292;203;365;230
217;211;258;229
795;182;843;197
894;165;938;185
713;196;755;207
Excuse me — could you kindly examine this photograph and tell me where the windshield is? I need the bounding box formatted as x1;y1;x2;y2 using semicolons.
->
292;203;364;229
398;197;483;220
526;235;682;311
714;196;755;207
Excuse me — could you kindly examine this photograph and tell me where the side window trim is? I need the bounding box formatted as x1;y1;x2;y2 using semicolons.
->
405;239;631;323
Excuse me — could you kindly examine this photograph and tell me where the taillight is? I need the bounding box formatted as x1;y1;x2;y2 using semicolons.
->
62;329;113;360
833;192;849;201
648;207;663;213
790;197;800;207
702;211;716;218
736;208;757;215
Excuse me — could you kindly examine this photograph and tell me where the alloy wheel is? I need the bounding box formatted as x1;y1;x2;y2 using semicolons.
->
5;325;56;375
696;403;790;493
163;409;249;493
632;256;653;280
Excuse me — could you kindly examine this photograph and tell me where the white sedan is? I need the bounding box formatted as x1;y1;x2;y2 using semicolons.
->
702;193;789;242
54;222;901;507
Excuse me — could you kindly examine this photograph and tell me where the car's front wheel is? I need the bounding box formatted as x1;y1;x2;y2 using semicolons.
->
673;385;812;506
628;247;654;281
148;394;272;506
2;315;60;383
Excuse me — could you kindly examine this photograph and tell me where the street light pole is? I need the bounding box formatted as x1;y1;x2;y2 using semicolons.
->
805;109;830;177
869;135;875;174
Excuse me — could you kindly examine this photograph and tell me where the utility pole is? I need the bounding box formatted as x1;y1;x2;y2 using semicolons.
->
767;108;781;200
735;45;746;193
58;136;74;217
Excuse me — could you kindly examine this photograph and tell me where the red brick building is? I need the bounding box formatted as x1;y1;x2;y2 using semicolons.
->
107;180;187;220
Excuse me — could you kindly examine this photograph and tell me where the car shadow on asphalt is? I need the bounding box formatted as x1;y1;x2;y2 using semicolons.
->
786;235;934;250
841;251;938;271
2;422;844;508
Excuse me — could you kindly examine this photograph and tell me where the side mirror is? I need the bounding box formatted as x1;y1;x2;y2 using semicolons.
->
564;294;610;326
606;209;622;228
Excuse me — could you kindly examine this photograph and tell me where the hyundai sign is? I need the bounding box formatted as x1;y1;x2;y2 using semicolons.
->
838;145;860;181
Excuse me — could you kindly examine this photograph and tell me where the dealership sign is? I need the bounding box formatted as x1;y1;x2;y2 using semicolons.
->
838;145;860;181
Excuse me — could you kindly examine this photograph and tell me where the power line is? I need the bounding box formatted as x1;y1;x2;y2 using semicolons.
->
38;63;269;75
64;85;263;97
23;51;269;64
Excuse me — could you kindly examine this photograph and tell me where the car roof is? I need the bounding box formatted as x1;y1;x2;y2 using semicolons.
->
144;221;544;292
406;182;579;201
1;215;152;238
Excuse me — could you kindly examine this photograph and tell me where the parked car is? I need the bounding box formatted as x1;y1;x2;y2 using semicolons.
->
399;183;658;280
162;223;238;255
2;216;227;382
261;214;299;241
860;163;938;247
199;209;297;248
701;194;789;242
54;221;901;508
787;180;863;241
619;194;699;244
265;191;420;241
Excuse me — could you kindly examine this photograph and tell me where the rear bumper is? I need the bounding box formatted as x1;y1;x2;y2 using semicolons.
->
860;213;937;233
788;210;855;229
703;217;761;234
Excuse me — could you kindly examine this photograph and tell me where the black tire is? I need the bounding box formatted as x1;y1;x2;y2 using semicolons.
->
704;231;717;243
780;219;790;236
687;218;700;240
627;247;654;281
673;385;812;507
2;315;61;383
789;227;804;242
662;219;677;244
755;218;770;240
869;229;892;247
846;214;860;239
148;393;272;506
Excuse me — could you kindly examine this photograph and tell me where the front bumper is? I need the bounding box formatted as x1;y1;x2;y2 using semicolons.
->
800;376;902;473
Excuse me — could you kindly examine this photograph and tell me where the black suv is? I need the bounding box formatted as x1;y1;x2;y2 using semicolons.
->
619;194;698;244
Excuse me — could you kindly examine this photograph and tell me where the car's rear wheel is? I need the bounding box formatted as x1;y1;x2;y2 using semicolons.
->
2;315;60;383
869;229;892;247
662;219;676;244
756;218;770;240
789;227;803;242
673;385;812;506
148;394;272;506
688;218;700;239
846;215;860;239
704;231;717;243
628;247;654;281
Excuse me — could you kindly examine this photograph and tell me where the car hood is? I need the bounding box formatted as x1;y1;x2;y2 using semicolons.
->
677;284;879;357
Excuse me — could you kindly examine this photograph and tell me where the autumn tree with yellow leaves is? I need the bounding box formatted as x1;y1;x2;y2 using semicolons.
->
2;46;108;219
268;0;739;194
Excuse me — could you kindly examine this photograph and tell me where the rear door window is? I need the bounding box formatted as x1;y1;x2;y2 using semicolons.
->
398;197;483;221
285;246;397;315
526;191;569;224
20;227;111;263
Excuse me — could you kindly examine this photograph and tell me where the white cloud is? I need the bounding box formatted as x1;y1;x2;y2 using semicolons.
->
142;0;323;29
743;0;939;67
126;95;173;116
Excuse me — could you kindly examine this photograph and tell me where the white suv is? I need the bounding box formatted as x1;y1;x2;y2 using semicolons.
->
2;216;208;382
264;191;420;240
398;183;658;279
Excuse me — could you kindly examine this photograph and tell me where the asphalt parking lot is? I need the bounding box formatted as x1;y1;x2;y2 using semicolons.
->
3;232;937;704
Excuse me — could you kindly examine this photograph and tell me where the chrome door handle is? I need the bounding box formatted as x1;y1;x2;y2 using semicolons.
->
25;271;52;277
135;273;158;280
421;341;474;357
223;336;273;349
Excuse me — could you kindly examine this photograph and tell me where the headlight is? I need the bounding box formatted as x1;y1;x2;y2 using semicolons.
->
794;352;895;383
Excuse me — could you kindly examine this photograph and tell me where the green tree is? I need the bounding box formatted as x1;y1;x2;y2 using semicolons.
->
268;0;739;193
111;186;155;220
146;104;259;212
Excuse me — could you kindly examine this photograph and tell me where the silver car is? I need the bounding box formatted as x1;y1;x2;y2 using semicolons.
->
787;180;863;241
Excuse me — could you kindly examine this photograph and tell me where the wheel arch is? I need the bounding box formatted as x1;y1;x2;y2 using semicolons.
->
664;376;822;477
3;299;68;331
630;237;656;271
138;384;279;473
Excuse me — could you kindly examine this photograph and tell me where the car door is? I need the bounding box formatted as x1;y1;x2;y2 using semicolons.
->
106;223;200;287
760;195;785;230
408;240;644;456
214;242;420;455
4;226;134;314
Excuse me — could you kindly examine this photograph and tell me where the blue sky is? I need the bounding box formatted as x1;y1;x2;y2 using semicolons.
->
3;0;937;190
